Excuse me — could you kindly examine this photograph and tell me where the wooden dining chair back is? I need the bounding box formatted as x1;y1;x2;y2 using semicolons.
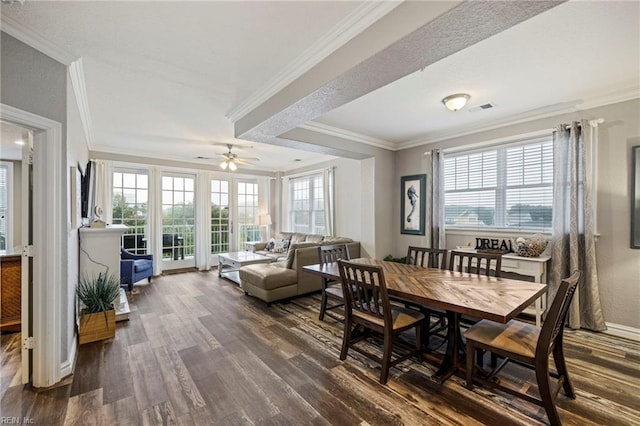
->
403;247;449;348
465;271;582;426
449;250;502;277
406;246;448;269
337;259;424;384
317;244;350;321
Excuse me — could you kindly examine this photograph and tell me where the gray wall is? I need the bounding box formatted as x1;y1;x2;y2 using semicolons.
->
394;98;640;329
1;32;71;365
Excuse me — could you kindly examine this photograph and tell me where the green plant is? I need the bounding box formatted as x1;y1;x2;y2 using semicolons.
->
77;272;121;313
383;254;409;264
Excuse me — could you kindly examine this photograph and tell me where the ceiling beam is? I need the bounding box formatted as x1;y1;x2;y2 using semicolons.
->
235;1;565;155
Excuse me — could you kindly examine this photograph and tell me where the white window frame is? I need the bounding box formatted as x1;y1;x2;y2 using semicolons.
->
444;135;554;233
288;173;325;235
0;161;14;251
112;167;149;254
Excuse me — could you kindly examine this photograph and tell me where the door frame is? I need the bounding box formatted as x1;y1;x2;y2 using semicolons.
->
2;104;63;387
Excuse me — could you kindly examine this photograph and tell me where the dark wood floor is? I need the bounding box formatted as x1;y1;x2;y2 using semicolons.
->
1;272;639;425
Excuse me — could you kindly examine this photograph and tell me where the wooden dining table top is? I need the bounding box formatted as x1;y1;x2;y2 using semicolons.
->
303;258;547;324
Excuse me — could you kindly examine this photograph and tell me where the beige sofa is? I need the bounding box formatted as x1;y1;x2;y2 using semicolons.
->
239;233;360;305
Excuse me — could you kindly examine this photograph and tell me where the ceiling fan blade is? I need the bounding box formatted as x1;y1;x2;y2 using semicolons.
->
237;157;260;162
195;156;216;160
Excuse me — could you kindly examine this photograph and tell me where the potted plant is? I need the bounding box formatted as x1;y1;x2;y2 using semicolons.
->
77;272;121;344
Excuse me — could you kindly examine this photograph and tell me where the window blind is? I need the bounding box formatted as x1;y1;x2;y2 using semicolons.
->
444;138;553;231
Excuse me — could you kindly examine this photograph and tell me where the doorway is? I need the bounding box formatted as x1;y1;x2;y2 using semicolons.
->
0;121;32;398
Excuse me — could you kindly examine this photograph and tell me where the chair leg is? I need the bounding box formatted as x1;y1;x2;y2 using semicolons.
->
553;343;575;399
490;352;498;368
415;323;423;362
147;276;152;283
318;291;328;321
466;340;475;389
380;331;393;384
476;348;484;368
535;359;562;426
340;317;352;361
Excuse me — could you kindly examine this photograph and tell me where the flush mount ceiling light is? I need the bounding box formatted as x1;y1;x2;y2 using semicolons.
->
442;93;470;111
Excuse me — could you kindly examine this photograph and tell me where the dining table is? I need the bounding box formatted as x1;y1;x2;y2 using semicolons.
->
303;258;548;383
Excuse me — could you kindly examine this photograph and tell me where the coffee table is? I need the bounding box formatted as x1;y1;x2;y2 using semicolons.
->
217;252;274;284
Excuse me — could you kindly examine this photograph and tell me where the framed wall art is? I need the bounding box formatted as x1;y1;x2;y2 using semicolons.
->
632;146;640;249
401;174;426;235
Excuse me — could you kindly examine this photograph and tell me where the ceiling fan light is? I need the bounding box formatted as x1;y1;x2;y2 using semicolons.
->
228;160;237;171
442;93;470;111
220;160;228;170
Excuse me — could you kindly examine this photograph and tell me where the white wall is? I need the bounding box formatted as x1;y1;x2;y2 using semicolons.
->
66;72;90;370
394;98;640;330
1;31;70;376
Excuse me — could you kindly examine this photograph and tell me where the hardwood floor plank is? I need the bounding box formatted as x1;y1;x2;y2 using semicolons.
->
153;345;206;417
102;395;140;426
63;388;103;426
3;272;639;425
102;338;135;405
128;341;170;413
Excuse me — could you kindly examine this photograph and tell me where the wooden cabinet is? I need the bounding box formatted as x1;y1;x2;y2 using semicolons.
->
1;253;21;331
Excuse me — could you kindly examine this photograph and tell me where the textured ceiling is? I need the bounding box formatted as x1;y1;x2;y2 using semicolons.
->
1;1;638;170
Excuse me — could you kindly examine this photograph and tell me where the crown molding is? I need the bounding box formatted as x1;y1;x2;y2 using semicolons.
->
1;14;77;65
68;59;95;149
299;121;396;150
226;1;400;123
397;86;640;150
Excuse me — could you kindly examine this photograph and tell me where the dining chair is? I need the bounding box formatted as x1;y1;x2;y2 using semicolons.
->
403;246;449;348
449;250;503;365
464;271;582;426
317;244;350;322
406;246;448;269
337;259;424;384
449;250;502;277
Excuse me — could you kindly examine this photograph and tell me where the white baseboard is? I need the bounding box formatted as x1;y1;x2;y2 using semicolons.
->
604;322;640;342
60;335;78;378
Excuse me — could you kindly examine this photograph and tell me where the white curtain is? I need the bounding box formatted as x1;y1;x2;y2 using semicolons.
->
92;160;113;224
148;167;163;275
428;149;445;249
280;175;290;232
195;172;211;271
257;177;271;240
323;167;335;236
550;120;606;331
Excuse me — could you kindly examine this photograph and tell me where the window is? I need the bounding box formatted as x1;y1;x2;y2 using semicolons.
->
289;174;325;235
162;174;195;260
113;169;148;254
444;137;553;231
237;181;260;245
0;162;13;251
211;179;230;253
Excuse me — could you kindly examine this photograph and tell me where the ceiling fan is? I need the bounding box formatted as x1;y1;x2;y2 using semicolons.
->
196;144;259;171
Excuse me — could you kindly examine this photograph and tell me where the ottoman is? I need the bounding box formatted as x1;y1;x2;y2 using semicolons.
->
239;261;298;305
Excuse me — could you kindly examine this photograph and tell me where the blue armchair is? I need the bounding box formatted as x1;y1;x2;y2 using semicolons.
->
120;248;153;291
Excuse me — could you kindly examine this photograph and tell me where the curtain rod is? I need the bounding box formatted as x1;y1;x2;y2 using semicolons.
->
560;118;605;127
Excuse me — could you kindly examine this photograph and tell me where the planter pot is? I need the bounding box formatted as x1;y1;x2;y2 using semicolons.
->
79;309;116;344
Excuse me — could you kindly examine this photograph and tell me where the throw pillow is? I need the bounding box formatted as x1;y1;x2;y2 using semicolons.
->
266;238;276;251
272;238;289;253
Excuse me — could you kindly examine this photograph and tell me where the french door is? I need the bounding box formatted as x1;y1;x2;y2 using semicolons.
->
211;179;230;255
161;173;196;269
236;180;260;248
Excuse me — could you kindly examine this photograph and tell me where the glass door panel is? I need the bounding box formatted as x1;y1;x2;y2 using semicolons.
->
211;179;230;255
236;181;260;248
162;173;195;269
112;169;148;254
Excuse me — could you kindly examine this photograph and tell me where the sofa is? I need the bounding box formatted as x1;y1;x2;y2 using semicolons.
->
239;233;360;305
